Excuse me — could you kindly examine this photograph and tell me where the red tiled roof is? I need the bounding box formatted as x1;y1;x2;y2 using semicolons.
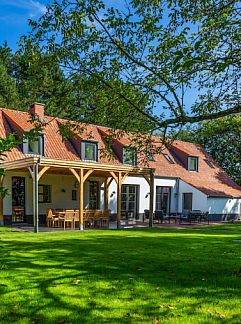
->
1;107;241;198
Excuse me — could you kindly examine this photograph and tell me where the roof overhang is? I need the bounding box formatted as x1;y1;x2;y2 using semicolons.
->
1;156;154;176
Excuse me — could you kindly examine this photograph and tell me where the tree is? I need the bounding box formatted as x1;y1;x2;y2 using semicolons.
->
176;116;241;185
21;0;240;138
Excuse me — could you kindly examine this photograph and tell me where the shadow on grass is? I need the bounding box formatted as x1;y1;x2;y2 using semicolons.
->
0;228;241;323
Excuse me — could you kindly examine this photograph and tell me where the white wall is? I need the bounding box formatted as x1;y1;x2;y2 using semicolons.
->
178;180;207;212
5;171;238;221
108;176;178;215
207;197;241;214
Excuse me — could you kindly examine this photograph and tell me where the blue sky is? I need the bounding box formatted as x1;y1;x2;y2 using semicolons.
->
0;0;48;51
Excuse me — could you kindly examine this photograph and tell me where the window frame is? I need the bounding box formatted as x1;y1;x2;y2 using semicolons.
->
163;153;175;164
145;151;155;161
38;184;51;203
188;156;199;172
183;192;193;211
123;146;137;166
81;140;98;162
89;181;100;210
23;133;45;156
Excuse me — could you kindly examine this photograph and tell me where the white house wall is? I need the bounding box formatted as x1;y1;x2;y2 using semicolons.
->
178;180;207;213
108;176;178;215
3;171;240;224
207;197;241;215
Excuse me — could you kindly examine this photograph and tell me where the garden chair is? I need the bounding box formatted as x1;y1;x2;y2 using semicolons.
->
46;209;59;227
63;210;75;230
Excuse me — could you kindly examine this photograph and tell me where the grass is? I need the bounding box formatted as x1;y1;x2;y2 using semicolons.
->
1;225;241;323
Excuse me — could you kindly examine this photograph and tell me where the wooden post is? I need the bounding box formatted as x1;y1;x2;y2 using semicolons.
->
33;164;39;233
79;168;84;230
104;177;110;211
117;172;122;229
0;175;4;226
149;170;154;228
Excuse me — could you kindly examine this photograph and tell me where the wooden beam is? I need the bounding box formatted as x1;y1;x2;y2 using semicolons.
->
149;171;154;228
0;175;4;225
69;168;80;182
109;171;118;184
104;177;111;211
28;166;34;180
116;172;122;229
79;168;84;231
83;169;94;183
38;166;50;181
106;177;113;189
142;174;150;186
120;172;129;185
33;164;39;233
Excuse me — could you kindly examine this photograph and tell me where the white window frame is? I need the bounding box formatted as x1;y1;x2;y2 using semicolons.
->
188;156;198;171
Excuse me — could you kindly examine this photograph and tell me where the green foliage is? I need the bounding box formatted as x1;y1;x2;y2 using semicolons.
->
177;116;241;185
22;0;241;135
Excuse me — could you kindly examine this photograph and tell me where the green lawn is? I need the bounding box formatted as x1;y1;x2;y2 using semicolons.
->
1;225;241;323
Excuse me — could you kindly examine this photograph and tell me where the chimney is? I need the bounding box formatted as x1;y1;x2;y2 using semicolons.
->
29;103;45;120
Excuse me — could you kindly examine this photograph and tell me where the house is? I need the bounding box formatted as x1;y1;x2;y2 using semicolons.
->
0;103;240;229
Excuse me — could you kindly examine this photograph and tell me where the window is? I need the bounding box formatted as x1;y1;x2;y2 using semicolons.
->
89;181;99;209
72;189;77;201
204;159;215;169
163;153;175;164
188;156;198;171
145;151;155;161
38;185;51;203
81;141;98;161
23;134;44;155
123;147;137;166
183;193;193;211
156;186;171;215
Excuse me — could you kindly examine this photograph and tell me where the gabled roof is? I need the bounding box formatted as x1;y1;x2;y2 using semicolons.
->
1;107;241;198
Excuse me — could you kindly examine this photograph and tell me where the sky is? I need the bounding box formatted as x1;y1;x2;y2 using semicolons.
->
0;0;48;51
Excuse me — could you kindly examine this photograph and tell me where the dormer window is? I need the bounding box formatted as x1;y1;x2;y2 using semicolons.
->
23;134;44;156
81;141;98;161
123;147;137;166
145;151;154;161
188;156;198;171
163;153;175;164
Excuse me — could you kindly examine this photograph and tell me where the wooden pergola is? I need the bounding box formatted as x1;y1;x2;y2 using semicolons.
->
0;157;155;232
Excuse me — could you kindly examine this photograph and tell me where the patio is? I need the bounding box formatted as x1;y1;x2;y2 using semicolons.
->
0;156;155;232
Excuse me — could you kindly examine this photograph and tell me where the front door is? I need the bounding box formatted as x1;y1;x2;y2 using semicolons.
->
12;177;25;223
121;184;139;220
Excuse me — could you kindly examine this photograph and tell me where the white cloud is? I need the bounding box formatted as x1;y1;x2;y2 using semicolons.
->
1;0;47;17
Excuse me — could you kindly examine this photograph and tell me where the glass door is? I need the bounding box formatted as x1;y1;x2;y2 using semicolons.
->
12;177;25;223
121;184;139;220
89;181;99;209
156;187;171;215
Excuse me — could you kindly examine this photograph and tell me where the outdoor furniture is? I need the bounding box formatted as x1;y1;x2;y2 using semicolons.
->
63;210;75;230
199;211;209;224
144;209;150;219
73;210;79;229
154;210;169;224
12;207;25;223
46;209;59;227
100;209;110;228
